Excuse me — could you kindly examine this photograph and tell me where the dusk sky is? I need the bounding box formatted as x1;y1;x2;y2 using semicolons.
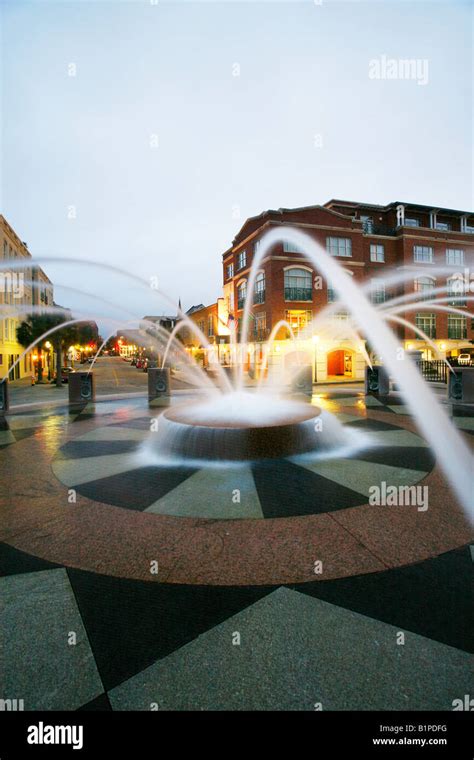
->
1;0;472;335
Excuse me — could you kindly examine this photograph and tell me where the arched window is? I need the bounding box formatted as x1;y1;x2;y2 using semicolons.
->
237;281;247;310
447;275;466;306
254;272;265;304
284;268;312;301
414;276;435;301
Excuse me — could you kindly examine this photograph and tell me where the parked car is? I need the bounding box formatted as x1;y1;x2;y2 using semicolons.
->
457;353;472;366
51;367;76;384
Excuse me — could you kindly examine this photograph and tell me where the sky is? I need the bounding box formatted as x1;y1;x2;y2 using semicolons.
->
1;0;472;336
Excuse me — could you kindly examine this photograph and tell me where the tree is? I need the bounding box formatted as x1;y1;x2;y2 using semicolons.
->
16;314;97;387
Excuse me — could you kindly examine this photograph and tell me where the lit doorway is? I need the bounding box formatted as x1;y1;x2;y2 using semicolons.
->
327;349;353;379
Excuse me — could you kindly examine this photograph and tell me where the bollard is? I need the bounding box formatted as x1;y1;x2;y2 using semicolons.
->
0;379;9;415
365;365;389;396
68;371;95;408
290;365;313;399
447;367;474;403
148;367;171;406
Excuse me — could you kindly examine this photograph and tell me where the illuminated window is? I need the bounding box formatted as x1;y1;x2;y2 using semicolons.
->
284;309;312;336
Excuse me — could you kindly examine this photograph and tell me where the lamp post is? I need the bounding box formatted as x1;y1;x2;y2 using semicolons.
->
44;341;52;381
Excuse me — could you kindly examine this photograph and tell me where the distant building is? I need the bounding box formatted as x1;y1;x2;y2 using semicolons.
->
0;215;55;380
181;300;232;365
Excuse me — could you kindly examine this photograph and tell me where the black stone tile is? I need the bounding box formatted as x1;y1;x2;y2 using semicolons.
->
293;546;474;653
108;417;155;430
0;542;63;577
77;693;112;711
252;460;365;518
66;568;275;691
356;445;435;472
75;465;198;510
58;440;140;460
382;395;407;406
346;418;399;432
12;428;37;443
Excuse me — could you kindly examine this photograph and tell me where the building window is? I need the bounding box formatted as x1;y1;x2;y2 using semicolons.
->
446;248;464;266
414;245;433;263
447;277;467;307
370;243;385;262
198;319;205;335
327;287;337;303
208;315;214;337
370;279;386;304
236;250;247;270
448;315;467;340
254;272;265;304
284;309;312;336
326;237;352;258
284;268;312;301
226;262;234;280
415;313;436;338
0;354;3;365
283;240;304;254
436;222;451;231
414;277;435;301
405;218;420;227
237;281;247;310
254;240;261;255
253;312;267;341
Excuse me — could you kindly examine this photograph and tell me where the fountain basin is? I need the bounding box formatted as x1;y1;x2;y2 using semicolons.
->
154;393;349;461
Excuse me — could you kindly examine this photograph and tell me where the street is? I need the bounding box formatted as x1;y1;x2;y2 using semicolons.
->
8;356;181;409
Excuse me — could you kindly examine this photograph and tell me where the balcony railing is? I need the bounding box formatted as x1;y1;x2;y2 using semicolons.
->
284;287;312;301
252;328;269;342
253;289;265;304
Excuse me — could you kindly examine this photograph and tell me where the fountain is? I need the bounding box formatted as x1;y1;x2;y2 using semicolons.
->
3;238;473;525
152;392;354;462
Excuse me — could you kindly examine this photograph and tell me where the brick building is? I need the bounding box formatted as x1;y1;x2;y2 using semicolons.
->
215;199;474;382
